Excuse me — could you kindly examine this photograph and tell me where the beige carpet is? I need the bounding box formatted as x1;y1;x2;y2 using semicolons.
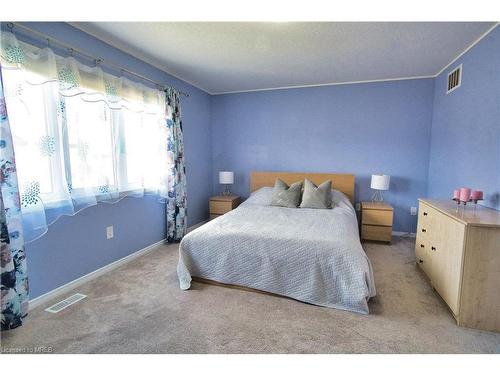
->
1;237;499;353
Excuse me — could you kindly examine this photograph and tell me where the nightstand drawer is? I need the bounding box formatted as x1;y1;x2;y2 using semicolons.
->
209;196;241;216
361;224;392;242
209;200;233;214
362;209;393;226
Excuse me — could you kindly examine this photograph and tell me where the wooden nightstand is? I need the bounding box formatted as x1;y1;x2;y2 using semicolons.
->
361;201;394;243
209;195;241;220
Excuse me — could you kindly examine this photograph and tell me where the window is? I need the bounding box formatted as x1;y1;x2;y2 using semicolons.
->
1;41;169;206
64;97;116;191
4;71;56;198
1;33;175;243
3;70;167;205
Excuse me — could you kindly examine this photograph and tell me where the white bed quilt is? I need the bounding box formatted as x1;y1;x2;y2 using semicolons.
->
177;189;376;314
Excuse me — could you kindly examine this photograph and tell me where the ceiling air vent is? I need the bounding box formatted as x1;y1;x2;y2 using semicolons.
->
447;64;462;94
45;293;87;313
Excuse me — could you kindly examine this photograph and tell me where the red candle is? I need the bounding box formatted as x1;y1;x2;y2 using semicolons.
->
471;190;483;200
453;189;460;200
459;187;471;202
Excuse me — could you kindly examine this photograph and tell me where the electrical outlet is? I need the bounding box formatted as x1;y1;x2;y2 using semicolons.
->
106;226;114;239
355;203;361;211
410;207;417;216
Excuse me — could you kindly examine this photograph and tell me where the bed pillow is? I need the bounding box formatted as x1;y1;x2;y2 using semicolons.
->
242;187;274;206
270;178;303;208
299;179;333;209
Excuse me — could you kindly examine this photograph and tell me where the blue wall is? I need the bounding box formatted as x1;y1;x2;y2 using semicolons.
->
4;23;213;298
428;26;500;210
211;79;435;232
27;196;166;299
6;22;498;299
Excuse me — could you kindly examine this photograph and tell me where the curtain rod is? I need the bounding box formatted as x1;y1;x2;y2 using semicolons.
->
4;22;190;98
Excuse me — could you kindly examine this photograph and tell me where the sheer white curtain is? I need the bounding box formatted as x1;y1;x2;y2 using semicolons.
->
1;32;170;242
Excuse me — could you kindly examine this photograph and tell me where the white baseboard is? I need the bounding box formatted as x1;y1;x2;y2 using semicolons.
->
29;220;208;310
29;238;167;310
392;231;416;238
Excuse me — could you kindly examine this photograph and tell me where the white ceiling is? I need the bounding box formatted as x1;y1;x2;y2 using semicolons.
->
72;22;496;94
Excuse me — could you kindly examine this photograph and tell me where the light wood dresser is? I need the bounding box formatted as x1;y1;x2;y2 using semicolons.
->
416;198;500;333
209;195;241;220
361;202;394;243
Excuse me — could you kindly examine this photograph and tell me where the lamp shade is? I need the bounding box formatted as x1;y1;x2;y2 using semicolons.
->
219;171;234;184
370;174;390;191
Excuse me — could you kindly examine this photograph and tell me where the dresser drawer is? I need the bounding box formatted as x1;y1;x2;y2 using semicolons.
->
415;240;432;277
361;224;392;242
362;209;393;226
416;220;431;242
416;205;434;242
418;202;434;227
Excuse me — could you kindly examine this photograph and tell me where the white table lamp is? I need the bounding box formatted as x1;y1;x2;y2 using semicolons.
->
219;171;234;196
370;174;390;202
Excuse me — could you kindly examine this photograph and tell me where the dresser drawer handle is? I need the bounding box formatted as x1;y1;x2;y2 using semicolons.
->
421;228;426;233
431;246;436;251
423;212;428;216
420;244;425;248
419;259;424;263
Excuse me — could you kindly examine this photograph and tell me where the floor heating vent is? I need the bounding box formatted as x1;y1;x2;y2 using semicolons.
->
45;293;87;313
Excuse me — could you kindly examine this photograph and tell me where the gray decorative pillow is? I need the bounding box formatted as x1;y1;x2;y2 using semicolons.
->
270;178;303;208
299;179;333;209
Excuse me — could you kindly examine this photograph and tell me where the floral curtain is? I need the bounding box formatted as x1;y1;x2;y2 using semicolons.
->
1;32;171;243
1;69;29;330
165;88;187;242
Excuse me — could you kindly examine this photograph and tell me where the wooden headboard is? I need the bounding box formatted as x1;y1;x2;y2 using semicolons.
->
250;171;355;203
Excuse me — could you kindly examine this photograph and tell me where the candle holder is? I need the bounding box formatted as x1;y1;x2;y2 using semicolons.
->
460;199;468;215
469;198;483;212
451;198;468;215
452;189;484;214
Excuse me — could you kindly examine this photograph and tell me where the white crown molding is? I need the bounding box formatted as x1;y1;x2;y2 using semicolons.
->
213;22;498;95
70;22;499;96
434;22;499;77
211;75;435;95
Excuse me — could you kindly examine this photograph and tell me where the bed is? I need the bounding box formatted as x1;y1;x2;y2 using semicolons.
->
177;172;376;314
